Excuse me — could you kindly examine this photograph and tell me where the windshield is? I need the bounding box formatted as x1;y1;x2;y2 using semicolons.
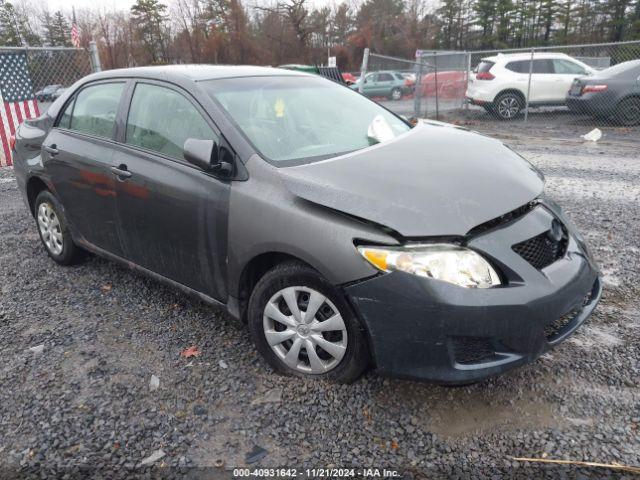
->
201;76;411;164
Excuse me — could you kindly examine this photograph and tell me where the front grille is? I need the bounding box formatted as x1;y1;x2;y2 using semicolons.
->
513;230;567;270
451;337;496;364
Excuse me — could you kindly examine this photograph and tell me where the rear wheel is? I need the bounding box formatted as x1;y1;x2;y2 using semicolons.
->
34;190;84;265
493;92;523;120
616;97;640;126
247;262;369;383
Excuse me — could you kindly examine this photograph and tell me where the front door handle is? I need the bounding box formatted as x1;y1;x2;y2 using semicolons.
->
43;144;59;156
110;165;132;179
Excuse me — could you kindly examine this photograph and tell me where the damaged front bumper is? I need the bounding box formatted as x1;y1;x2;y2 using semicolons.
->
344;202;602;384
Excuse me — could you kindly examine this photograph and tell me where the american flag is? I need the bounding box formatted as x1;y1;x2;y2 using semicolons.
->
0;52;40;167
71;23;80;48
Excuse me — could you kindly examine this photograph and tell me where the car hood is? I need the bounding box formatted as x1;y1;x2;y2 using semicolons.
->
278;121;544;237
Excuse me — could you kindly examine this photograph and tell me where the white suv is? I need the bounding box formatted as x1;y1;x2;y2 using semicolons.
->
466;52;595;119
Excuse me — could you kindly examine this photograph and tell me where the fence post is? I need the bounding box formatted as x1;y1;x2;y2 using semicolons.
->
465;52;471;111
434;53;439;120
359;48;369;94
414;57;423;119
524;47;534;122
89;41;102;73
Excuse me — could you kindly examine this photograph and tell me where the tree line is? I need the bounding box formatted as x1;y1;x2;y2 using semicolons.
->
1;0;639;71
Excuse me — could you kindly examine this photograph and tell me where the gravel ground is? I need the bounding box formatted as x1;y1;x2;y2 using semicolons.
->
0;142;639;479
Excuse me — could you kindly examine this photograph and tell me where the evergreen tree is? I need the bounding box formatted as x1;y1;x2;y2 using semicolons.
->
45;11;71;46
495;0;514;45
0;1;22;46
538;0;557;43
475;0;497;44
130;0;169;63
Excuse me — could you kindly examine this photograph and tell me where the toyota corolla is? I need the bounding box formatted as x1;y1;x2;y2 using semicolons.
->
12;65;601;383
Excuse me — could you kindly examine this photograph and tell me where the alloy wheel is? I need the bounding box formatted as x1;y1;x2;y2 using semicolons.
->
497;96;520;119
391;88;402;101
262;286;348;374
37;202;64;256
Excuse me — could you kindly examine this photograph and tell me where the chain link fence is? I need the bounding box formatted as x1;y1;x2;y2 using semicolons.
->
361;41;640;145
0;46;94;166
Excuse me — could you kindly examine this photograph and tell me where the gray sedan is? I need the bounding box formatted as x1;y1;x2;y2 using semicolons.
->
13;65;600;384
566;59;640;125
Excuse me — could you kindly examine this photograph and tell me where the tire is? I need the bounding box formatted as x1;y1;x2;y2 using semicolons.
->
247;262;370;383
34;190;84;265
616;97;640;126
389;87;402;101
482;104;494;114
493;92;523;120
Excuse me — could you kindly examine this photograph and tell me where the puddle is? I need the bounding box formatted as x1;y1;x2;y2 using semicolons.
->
427;397;559;439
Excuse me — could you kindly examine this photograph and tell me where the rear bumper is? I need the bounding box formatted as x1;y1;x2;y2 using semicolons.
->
465;85;496;104
467;96;491;106
344;202;601;384
566;93;616;116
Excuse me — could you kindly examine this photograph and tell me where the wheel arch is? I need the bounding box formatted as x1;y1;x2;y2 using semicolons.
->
235;251;317;323
26;176;51;216
614;94;640;125
617;93;640;104
495;88;526;104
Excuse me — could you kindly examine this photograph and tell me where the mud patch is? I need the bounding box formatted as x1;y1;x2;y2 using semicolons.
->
568;325;625;348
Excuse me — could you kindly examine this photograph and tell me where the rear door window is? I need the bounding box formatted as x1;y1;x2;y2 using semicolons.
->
125;83;218;161
377;73;393;82
532;59;554;74
553;59;587;75
67;82;124;138
505;61;529;73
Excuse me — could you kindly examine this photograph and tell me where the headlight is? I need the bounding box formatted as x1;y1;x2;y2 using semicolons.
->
357;244;501;288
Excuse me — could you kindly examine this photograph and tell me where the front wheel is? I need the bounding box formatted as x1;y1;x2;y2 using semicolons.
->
616;97;640;126
493;92;523;120
247;262;370;383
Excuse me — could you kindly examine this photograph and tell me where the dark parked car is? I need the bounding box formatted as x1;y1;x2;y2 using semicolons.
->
13;65;601;384
35;84;63;102
566;59;640;125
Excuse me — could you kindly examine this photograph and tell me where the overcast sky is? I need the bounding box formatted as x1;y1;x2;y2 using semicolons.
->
47;0;138;11
44;0;352;13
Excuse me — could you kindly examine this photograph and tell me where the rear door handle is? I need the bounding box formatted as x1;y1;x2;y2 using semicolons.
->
43;144;59;156
110;165;132;179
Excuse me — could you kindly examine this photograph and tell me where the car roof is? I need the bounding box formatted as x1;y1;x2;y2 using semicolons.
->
481;52;571;63
87;64;311;82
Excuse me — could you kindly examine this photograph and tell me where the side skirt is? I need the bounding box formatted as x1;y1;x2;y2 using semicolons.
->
75;238;234;318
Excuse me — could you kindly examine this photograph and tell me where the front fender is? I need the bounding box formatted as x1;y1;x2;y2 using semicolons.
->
226;156;398;298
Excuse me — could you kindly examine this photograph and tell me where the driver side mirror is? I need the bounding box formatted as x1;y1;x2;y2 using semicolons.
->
183;138;233;176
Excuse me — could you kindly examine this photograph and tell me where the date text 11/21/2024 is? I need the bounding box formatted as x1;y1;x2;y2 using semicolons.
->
232;468;401;478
